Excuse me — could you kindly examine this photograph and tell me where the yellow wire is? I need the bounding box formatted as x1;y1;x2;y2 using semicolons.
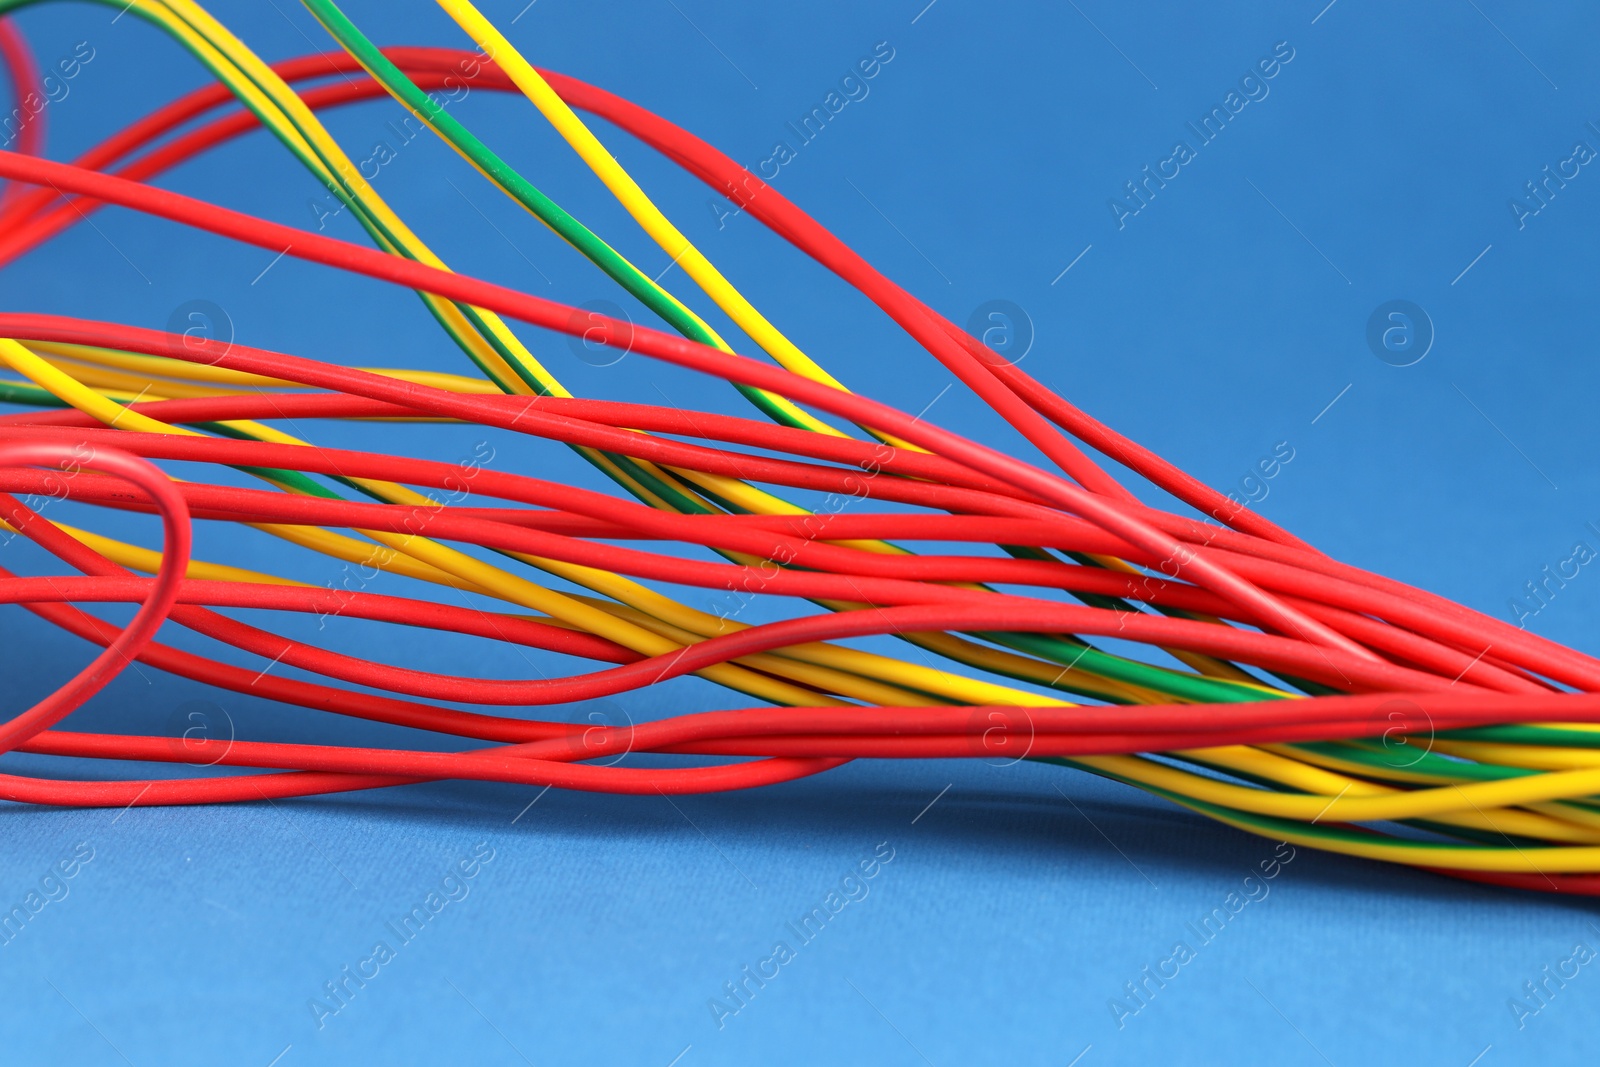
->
1077;751;1600;824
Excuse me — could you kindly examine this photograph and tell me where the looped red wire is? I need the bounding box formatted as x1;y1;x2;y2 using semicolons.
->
0;439;191;752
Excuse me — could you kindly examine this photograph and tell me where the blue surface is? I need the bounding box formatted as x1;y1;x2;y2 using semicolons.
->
2;0;1600;1063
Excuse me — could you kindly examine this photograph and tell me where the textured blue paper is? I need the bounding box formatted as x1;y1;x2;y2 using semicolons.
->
2;1;1599;1063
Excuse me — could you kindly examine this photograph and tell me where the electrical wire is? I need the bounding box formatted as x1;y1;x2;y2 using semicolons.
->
0;8;1594;894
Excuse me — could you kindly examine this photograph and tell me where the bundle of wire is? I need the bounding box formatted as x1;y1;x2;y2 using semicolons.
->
1;0;1597;897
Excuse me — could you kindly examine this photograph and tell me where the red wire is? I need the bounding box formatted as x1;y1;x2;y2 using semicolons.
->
0;441;189;752
0;17;43;212
0;448;1543;696
0;141;1375;662
0;55;1577;679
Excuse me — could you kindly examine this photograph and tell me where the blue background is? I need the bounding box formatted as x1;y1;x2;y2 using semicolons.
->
2;0;1599;1063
